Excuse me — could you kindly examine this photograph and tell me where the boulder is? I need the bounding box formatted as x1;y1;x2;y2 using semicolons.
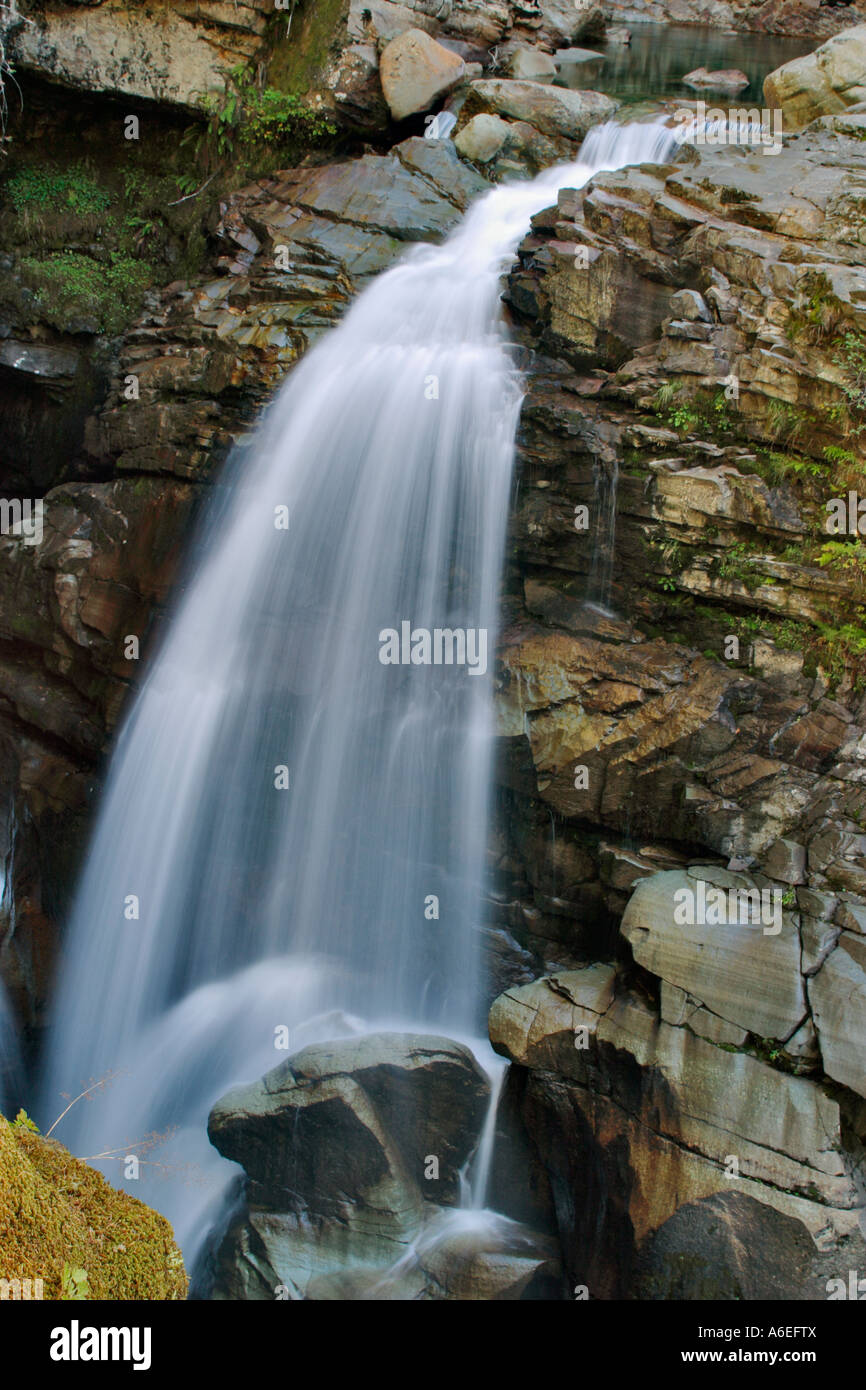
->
505;47;558;84
764;23;866;128
208;1033;490;1211
379;28;466;121
634;1191;866;1301
455;113;513;162
683;67;749;92
462;79;618;141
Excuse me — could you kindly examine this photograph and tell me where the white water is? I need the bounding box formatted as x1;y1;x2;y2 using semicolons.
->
38;117;680;1274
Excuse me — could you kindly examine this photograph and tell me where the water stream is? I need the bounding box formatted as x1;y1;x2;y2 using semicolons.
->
38;116;682;1279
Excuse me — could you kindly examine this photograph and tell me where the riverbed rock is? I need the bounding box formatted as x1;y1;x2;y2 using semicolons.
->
208;1031;561;1299
460;79;618;141
379;29;467;120
208;1033;490;1210
764;23;866;127
505;46;558;83
683;67;749;92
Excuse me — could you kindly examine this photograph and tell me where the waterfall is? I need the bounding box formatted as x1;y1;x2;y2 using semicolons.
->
38;116;681;1269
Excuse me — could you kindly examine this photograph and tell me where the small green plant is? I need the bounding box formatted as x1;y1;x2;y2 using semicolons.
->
11;1109;39;1133
786;271;843;345
5;163;111;216
715;541;762;590
61;1263;90;1301
187;65;337;171
833;332;866;436
19;250;153;334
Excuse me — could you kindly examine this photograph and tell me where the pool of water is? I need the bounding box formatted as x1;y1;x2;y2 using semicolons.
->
554;22;815;105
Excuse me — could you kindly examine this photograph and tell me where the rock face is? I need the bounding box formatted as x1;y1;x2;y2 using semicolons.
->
482;93;866;1299
764;23;866;127
603;0;866;39
208;1033;560;1299
0;1111;187;1299
379;28;467;121
7;0;273;108
208;1033;491;1211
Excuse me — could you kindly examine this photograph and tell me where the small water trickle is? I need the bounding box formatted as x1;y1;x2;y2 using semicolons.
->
587;456;619;612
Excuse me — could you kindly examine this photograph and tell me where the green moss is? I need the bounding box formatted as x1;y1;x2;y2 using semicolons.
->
18;251;153;335
0;1112;187;1300
6;164;111;217
268;0;348;97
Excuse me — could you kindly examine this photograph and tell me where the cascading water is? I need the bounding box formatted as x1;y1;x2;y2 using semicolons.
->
38;116;681;1277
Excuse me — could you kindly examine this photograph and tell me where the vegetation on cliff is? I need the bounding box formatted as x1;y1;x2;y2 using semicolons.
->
0;1110;187;1300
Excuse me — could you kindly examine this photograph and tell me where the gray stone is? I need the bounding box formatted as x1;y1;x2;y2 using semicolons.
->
809;933;866;1097
379;28;466;121
621;868;807;1040
464;79;618;141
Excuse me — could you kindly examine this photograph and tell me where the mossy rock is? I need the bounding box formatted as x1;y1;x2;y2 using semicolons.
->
0;1113;187;1300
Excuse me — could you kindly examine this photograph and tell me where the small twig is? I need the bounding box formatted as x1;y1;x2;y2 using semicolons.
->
44;1071;122;1139
167;170;217;206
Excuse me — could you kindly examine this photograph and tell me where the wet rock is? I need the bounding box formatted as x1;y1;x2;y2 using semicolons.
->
496;985;863;1297
209;1032;561;1300
461;79;618;142
379;28;467;120
683;67;749;92
489;965;616;1077
634;1191;866;1301
208;1033;490;1211
764;23;866;127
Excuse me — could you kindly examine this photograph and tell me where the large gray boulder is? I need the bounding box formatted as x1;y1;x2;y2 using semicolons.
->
462;79;618;142
379;28;466;121
208;1032;490;1212
764;23;866;128
634;1191;866;1301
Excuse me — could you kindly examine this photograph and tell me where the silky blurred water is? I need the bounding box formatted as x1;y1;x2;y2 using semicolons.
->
39;117;682;1270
